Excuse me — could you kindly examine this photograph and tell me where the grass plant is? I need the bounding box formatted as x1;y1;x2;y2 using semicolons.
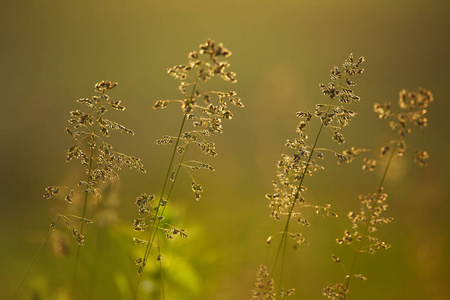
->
13;81;145;299
323;88;434;299
10;45;435;300
252;54;365;299
131;39;244;299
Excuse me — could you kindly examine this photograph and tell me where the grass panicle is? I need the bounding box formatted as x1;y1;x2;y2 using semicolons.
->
13;81;145;300
10;45;436;300
132;39;243;299
253;54;365;298
323;88;434;299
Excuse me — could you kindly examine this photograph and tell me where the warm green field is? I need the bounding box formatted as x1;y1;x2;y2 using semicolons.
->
1;1;449;299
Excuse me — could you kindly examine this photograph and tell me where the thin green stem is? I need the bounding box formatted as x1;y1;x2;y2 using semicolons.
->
278;230;289;290
134;73;201;299
270;100;333;282
71;109;100;299
12;203;69;299
71;191;89;298
144;143;189;299
343;142;398;298
133;114;188;300
156;231;165;300
133;267;143;299
155;143;190;229
265;222;277;265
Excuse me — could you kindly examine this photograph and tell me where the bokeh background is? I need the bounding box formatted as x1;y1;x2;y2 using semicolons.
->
1;1;449;299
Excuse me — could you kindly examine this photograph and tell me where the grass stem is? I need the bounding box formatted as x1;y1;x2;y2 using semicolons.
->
13;203;69;299
270;98;333;283
71;112;99;299
134;75;199;298
343;142;397;298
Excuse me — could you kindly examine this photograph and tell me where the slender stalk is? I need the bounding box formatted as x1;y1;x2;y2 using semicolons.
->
133;114;188;299
149;143;190;252
156;231;165;300
12;204;69;299
164;144;189;204
270;98;334;283
70;192;89;298
151;146;189;299
343;142;398;298
71;112;99;299
134;76;199;299
265;222;277;264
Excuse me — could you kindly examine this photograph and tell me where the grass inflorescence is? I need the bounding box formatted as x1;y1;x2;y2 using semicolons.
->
13;81;145;299
131;39;243;299
11;42;435;300
323;88;433;299
252;54;365;299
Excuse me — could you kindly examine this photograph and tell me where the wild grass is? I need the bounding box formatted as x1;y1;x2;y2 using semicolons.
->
252;54;365;299
323;88;433;299
131;39;243;299
11;42;434;300
13;81;145;299
251;57;434;299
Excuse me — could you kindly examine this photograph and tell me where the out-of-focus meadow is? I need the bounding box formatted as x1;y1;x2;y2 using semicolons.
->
1;1;449;299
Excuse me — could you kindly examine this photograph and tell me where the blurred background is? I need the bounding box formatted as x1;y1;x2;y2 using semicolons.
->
1;1;449;299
